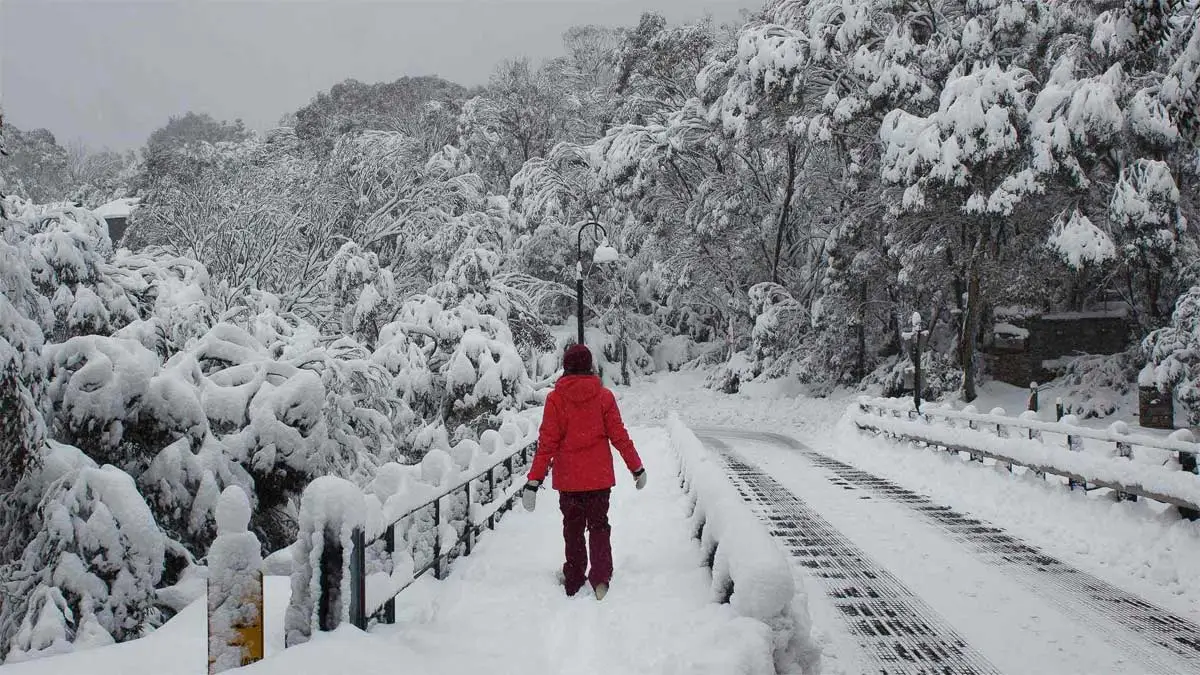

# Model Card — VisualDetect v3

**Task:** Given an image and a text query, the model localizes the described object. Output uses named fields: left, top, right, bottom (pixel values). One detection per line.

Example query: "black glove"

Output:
left=521, top=480, right=540, bottom=511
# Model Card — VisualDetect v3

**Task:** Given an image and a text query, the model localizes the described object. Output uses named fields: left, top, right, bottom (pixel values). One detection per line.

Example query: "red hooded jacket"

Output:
left=528, top=375, right=642, bottom=492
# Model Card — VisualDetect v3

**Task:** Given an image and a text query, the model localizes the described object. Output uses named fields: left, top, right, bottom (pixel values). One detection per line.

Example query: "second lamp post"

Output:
left=575, top=220, right=619, bottom=346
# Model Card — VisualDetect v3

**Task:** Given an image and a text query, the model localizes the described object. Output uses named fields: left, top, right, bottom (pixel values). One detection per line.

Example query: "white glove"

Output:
left=521, top=481, right=540, bottom=511
left=633, top=468, right=647, bottom=490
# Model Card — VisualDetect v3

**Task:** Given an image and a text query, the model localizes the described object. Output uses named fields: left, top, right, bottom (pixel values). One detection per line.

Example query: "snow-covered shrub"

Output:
left=377, top=291, right=535, bottom=446
left=111, top=251, right=215, bottom=359
left=708, top=351, right=756, bottom=394
left=42, top=336, right=163, bottom=468
left=1057, top=349, right=1139, bottom=419
left=863, top=351, right=963, bottom=401
left=1, top=443, right=166, bottom=663
left=324, top=241, right=397, bottom=348
left=206, top=486, right=262, bottom=674
left=18, top=205, right=148, bottom=343
left=652, top=335, right=695, bottom=372
left=303, top=337, right=403, bottom=476
left=0, top=218, right=50, bottom=563
left=1144, top=287, right=1200, bottom=424
left=747, top=283, right=807, bottom=373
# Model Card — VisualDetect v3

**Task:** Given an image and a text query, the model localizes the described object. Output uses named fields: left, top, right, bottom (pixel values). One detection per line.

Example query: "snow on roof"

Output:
left=93, top=197, right=140, bottom=219
left=1039, top=307, right=1130, bottom=321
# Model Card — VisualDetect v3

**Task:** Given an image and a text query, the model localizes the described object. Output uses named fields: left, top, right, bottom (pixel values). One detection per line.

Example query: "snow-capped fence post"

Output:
left=1060, top=414, right=1085, bottom=491
left=432, top=496, right=443, bottom=580
left=207, top=486, right=264, bottom=674
left=991, top=407, right=1012, bottom=472
left=1110, top=422, right=1136, bottom=503
left=1055, top=398, right=1064, bottom=421
left=1028, top=382, right=1039, bottom=412
left=1172, top=430, right=1199, bottom=520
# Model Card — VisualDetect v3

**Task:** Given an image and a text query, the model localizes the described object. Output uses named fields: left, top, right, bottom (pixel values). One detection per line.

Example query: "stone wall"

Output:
left=984, top=310, right=1132, bottom=387
left=1029, top=311, right=1132, bottom=368
left=1139, top=386, right=1174, bottom=430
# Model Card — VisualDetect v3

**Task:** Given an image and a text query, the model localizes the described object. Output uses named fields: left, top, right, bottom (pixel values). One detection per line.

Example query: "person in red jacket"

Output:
left=522, top=344, right=646, bottom=600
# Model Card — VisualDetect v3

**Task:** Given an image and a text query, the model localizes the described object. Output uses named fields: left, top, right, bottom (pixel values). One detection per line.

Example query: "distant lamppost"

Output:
left=576, top=220, right=619, bottom=346
left=902, top=311, right=930, bottom=411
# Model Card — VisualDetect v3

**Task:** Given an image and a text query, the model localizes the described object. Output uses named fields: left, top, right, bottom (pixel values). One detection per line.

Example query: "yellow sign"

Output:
left=208, top=572, right=265, bottom=674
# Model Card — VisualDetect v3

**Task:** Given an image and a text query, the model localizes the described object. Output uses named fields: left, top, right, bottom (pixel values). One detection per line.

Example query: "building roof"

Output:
left=93, top=197, right=141, bottom=219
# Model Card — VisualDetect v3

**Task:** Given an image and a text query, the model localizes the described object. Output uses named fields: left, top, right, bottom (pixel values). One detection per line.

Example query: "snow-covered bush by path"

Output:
left=206, top=486, right=262, bottom=673
left=666, top=414, right=813, bottom=672
left=1, top=443, right=166, bottom=663
left=43, top=336, right=162, bottom=464
left=1144, top=286, right=1200, bottom=424
left=1055, top=349, right=1139, bottom=419
left=376, top=291, right=536, bottom=445
left=0, top=217, right=50, bottom=563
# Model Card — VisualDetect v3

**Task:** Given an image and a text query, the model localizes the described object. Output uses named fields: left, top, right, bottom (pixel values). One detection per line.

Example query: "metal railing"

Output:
left=345, top=440, right=537, bottom=630
left=854, top=398, right=1200, bottom=520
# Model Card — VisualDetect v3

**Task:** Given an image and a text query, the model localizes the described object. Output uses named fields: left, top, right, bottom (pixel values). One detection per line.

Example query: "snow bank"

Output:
left=850, top=398, right=1200, bottom=511
left=666, top=414, right=810, bottom=670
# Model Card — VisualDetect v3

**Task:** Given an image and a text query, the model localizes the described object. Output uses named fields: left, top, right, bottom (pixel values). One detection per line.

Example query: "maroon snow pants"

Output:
left=559, top=488, right=612, bottom=594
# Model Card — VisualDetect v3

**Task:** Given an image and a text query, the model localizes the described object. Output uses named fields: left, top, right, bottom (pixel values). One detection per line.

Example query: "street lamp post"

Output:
left=575, top=220, right=618, bottom=346
left=902, top=311, right=930, bottom=412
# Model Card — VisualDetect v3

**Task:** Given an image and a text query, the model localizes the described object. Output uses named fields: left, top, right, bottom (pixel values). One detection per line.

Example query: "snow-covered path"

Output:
left=697, top=426, right=1200, bottom=675
left=1, top=427, right=781, bottom=675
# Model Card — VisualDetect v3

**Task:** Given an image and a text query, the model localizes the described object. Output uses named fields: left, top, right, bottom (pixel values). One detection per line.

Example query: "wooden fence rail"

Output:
left=852, top=397, right=1200, bottom=520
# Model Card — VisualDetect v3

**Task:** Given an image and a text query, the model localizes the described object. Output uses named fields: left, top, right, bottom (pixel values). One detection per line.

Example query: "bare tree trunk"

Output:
left=772, top=141, right=798, bottom=284
left=960, top=248, right=983, bottom=402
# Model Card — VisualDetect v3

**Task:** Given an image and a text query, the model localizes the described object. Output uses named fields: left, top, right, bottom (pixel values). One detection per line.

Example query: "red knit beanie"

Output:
left=563, top=344, right=593, bottom=374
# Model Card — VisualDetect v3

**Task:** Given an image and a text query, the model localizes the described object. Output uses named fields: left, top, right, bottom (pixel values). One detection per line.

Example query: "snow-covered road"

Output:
left=697, top=427, right=1200, bottom=675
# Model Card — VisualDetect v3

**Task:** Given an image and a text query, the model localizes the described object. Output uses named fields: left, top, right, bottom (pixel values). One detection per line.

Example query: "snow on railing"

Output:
left=284, top=418, right=538, bottom=646
left=851, top=397, right=1200, bottom=519
left=667, top=414, right=807, bottom=670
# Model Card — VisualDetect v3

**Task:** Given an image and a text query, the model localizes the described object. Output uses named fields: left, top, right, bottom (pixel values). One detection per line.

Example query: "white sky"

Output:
left=1, top=0, right=754, bottom=150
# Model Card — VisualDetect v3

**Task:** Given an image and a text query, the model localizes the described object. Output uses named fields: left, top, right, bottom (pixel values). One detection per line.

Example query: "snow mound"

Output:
left=667, top=414, right=812, bottom=670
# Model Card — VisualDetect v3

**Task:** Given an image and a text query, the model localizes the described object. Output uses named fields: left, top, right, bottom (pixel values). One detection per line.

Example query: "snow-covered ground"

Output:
left=709, top=430, right=1196, bottom=674
left=8, top=369, right=1199, bottom=674
left=614, top=372, right=1195, bottom=648
left=2, top=427, right=784, bottom=675
left=617, top=372, right=1200, bottom=622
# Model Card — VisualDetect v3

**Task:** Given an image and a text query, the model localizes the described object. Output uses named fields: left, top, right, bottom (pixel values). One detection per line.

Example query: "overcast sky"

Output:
left=2, top=0, right=754, bottom=150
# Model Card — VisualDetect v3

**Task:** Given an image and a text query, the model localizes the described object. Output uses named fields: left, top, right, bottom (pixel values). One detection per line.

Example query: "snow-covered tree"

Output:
left=1, top=444, right=166, bottom=662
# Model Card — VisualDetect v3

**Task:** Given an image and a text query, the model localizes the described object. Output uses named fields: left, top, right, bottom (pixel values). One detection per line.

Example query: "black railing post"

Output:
left=383, top=524, right=396, bottom=624
left=432, top=498, right=443, bottom=580
left=1181, top=452, right=1199, bottom=520
left=1056, top=397, right=1064, bottom=421
left=1029, top=382, right=1039, bottom=412
left=464, top=481, right=475, bottom=557
left=350, top=528, right=366, bottom=630
left=317, top=529, right=342, bottom=632
left=487, top=466, right=497, bottom=530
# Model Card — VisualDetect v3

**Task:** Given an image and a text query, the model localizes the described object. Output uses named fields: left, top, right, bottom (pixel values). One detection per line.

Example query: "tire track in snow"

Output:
left=700, top=434, right=1001, bottom=675
left=713, top=428, right=1200, bottom=674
